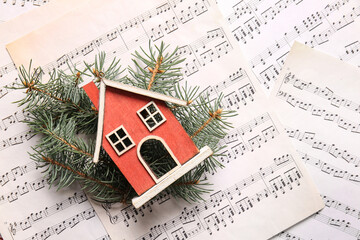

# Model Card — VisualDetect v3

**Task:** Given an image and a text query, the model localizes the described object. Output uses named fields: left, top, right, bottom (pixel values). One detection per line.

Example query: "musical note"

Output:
left=8, top=192, right=89, bottom=235
left=277, top=231, right=305, bottom=240
left=25, top=208, right=97, bottom=240
left=0, top=129, right=36, bottom=151
left=312, top=212, right=360, bottom=239
left=0, top=62, right=16, bottom=78
left=286, top=127, right=360, bottom=167
left=222, top=0, right=360, bottom=92
left=0, top=78, right=19, bottom=99
left=340, top=40, right=360, bottom=61
left=133, top=153, right=302, bottom=239
left=281, top=72, right=360, bottom=115
left=271, top=43, right=360, bottom=239
left=278, top=91, right=360, bottom=134
left=321, top=195, right=360, bottom=220
left=299, top=151, right=359, bottom=186
left=0, top=110, right=31, bottom=131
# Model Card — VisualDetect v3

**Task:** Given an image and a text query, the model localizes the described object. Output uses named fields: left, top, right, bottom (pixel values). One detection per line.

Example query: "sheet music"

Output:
left=0, top=0, right=49, bottom=22
left=0, top=1, right=110, bottom=239
left=217, top=0, right=360, bottom=94
left=270, top=42, right=360, bottom=240
left=6, top=1, right=324, bottom=239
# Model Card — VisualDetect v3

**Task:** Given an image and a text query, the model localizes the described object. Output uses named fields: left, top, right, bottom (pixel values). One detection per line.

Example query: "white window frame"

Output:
left=137, top=136, right=180, bottom=183
left=137, top=101, right=166, bottom=132
left=105, top=125, right=135, bottom=156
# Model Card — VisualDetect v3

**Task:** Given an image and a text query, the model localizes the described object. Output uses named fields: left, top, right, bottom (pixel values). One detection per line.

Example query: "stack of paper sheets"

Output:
left=0, top=0, right=359, bottom=239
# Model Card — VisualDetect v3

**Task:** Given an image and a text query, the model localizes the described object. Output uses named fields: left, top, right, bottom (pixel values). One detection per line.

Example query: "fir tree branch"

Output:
left=147, top=56, right=163, bottom=90
left=41, top=156, right=124, bottom=195
left=23, top=82, right=84, bottom=112
left=191, top=108, right=223, bottom=139
left=42, top=127, right=93, bottom=158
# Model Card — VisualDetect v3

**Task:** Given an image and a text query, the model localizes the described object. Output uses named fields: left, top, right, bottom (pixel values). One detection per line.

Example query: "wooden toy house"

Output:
left=81, top=79, right=212, bottom=208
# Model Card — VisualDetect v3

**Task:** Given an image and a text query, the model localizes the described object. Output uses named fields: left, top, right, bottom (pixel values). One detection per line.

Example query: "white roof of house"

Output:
left=102, top=79, right=187, bottom=106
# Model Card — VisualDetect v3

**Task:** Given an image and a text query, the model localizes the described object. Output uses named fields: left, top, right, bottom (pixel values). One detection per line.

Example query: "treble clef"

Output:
left=283, top=72, right=293, bottom=84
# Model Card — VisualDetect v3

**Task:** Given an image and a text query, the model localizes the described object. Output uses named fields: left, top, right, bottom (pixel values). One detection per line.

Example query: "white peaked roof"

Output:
left=102, top=79, right=187, bottom=106
left=92, top=78, right=188, bottom=163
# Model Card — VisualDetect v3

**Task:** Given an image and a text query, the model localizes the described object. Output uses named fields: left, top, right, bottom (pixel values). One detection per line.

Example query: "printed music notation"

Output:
left=174, top=28, right=234, bottom=78
left=220, top=0, right=360, bottom=92
left=250, top=2, right=359, bottom=64
left=286, top=128, right=360, bottom=167
left=96, top=235, right=111, bottom=240
left=0, top=78, right=19, bottom=99
left=253, top=1, right=359, bottom=90
left=0, top=109, right=31, bottom=131
left=0, top=129, right=35, bottom=152
left=105, top=153, right=301, bottom=238
left=321, top=195, right=360, bottom=220
left=278, top=195, right=360, bottom=240
left=200, top=67, right=256, bottom=106
left=43, top=26, right=233, bottom=82
left=220, top=113, right=272, bottom=144
left=102, top=112, right=282, bottom=227
left=227, top=0, right=304, bottom=42
left=5, top=1, right=325, bottom=239
left=102, top=193, right=170, bottom=226
left=277, top=231, right=304, bottom=240
left=277, top=91, right=360, bottom=134
left=220, top=82, right=255, bottom=110
left=0, top=161, right=38, bottom=187
left=312, top=212, right=360, bottom=239
left=267, top=43, right=360, bottom=240
left=299, top=151, right=360, bottom=185
left=135, top=154, right=302, bottom=240
left=282, top=72, right=360, bottom=114
left=0, top=62, right=16, bottom=79
left=0, top=177, right=47, bottom=206
left=229, top=0, right=353, bottom=46
left=40, top=0, right=215, bottom=75
left=207, top=67, right=249, bottom=95
left=340, top=40, right=360, bottom=61
left=1, top=0, right=48, bottom=7
left=8, top=191, right=88, bottom=236
left=217, top=113, right=280, bottom=166
left=199, top=67, right=256, bottom=110
left=25, top=208, right=97, bottom=240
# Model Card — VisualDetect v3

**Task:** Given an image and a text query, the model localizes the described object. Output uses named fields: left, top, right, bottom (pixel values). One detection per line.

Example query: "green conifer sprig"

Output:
left=13, top=42, right=235, bottom=204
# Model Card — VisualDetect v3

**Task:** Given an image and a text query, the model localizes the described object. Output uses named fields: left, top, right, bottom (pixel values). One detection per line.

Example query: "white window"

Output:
left=137, top=101, right=166, bottom=132
left=106, top=125, right=135, bottom=156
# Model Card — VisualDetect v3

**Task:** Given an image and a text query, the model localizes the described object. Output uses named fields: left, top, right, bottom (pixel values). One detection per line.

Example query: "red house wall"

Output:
left=83, top=81, right=199, bottom=195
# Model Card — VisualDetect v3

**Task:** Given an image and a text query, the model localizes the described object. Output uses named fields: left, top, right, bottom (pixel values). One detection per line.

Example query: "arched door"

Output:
left=137, top=136, right=180, bottom=183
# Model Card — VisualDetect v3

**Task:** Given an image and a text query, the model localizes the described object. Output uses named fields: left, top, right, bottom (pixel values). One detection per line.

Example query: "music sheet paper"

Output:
left=217, top=0, right=360, bottom=94
left=6, top=0, right=324, bottom=239
left=270, top=42, right=360, bottom=240
left=0, top=0, right=49, bottom=23
left=0, top=1, right=110, bottom=240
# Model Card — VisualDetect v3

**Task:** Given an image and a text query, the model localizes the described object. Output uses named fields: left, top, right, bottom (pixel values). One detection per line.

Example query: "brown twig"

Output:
left=147, top=56, right=164, bottom=90
left=170, top=100, right=193, bottom=110
left=191, top=108, right=223, bottom=139
left=22, top=80, right=91, bottom=113
left=43, top=128, right=94, bottom=158
left=176, top=180, right=200, bottom=186
left=75, top=72, right=81, bottom=85
left=42, top=156, right=124, bottom=194
left=23, top=79, right=65, bottom=102
left=93, top=68, right=105, bottom=82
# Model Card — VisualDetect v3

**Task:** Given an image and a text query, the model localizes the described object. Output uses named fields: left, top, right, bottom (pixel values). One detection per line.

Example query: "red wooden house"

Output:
left=81, top=78, right=212, bottom=208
